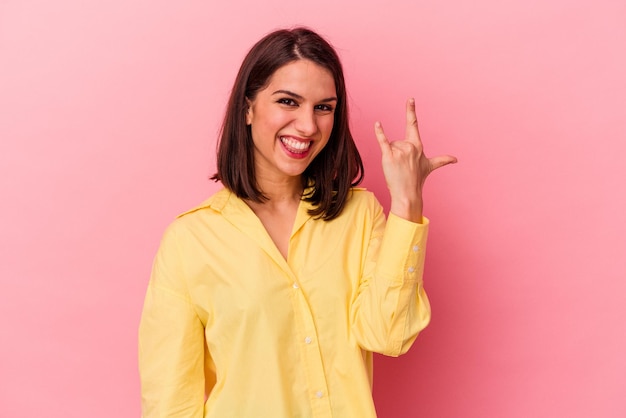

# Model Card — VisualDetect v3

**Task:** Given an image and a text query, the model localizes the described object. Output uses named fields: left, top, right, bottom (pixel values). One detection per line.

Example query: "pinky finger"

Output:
left=374, top=121, right=392, bottom=155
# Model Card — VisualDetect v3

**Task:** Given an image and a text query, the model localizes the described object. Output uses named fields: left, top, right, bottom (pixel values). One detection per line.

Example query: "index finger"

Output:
left=405, top=98, right=422, bottom=146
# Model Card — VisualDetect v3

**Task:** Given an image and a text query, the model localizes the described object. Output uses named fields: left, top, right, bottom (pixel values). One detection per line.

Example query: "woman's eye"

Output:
left=277, top=98, right=298, bottom=106
left=315, top=104, right=334, bottom=112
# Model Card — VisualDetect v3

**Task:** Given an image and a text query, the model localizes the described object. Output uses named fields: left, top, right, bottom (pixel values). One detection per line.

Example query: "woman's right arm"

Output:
left=138, top=225, right=205, bottom=417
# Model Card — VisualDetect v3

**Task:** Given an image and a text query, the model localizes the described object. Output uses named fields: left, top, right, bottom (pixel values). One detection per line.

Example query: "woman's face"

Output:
left=246, top=59, right=337, bottom=183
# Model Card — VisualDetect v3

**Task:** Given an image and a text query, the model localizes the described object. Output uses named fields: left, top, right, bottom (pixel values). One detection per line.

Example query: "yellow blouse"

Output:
left=139, top=187, right=431, bottom=417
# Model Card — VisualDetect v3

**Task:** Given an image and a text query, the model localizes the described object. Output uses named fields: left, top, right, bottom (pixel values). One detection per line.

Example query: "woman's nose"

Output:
left=294, top=108, right=318, bottom=137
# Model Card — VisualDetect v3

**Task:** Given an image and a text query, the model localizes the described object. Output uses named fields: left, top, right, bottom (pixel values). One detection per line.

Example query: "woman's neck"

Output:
left=255, top=173, right=304, bottom=204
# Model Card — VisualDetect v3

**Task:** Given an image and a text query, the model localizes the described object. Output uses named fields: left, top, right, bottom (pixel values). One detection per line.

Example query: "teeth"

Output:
left=280, top=137, right=311, bottom=153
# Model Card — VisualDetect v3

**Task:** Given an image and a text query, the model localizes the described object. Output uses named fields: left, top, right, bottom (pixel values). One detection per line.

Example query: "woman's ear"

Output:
left=245, top=98, right=252, bottom=126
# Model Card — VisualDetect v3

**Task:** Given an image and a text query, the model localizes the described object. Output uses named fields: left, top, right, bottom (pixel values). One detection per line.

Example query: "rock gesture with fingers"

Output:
left=374, top=98, right=457, bottom=223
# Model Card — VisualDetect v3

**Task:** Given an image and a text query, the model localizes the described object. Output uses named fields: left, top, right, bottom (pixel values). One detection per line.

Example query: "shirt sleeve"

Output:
left=138, top=224, right=206, bottom=417
left=350, top=204, right=431, bottom=357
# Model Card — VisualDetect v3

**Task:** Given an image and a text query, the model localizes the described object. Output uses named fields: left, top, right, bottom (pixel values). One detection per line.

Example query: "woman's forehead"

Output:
left=262, top=60, right=336, bottom=98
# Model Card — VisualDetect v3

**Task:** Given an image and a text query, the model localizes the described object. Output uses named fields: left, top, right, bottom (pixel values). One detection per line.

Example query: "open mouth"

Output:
left=280, top=136, right=311, bottom=154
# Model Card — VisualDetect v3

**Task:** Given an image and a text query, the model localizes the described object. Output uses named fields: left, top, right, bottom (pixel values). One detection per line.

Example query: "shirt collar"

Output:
left=176, top=187, right=317, bottom=219
left=176, top=187, right=231, bottom=218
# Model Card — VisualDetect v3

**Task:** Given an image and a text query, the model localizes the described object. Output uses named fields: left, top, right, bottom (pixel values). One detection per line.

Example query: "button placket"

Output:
left=289, top=275, right=332, bottom=415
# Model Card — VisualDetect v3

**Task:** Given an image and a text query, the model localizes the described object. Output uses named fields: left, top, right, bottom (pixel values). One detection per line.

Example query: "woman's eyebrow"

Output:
left=272, top=89, right=337, bottom=103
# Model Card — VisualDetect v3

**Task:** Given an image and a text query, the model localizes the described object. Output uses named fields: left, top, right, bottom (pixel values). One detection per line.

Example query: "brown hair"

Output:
left=211, top=27, right=363, bottom=220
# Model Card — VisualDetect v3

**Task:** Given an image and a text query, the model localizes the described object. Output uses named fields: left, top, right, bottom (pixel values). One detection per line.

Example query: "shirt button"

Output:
left=315, top=390, right=323, bottom=398
left=292, top=283, right=299, bottom=289
left=408, top=266, right=415, bottom=273
left=304, top=337, right=312, bottom=344
left=412, top=245, right=420, bottom=252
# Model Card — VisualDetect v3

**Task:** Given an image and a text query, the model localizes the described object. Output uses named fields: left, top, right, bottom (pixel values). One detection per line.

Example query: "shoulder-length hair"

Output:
left=211, top=27, right=364, bottom=221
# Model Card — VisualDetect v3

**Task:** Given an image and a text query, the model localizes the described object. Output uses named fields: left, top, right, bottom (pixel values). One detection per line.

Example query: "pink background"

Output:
left=1, top=0, right=625, bottom=417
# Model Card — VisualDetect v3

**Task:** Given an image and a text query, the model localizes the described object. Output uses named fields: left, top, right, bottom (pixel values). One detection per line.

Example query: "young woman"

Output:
left=139, top=27, right=456, bottom=417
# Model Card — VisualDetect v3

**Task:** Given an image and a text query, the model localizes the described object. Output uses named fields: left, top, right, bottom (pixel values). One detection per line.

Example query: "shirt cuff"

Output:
left=375, top=214, right=429, bottom=283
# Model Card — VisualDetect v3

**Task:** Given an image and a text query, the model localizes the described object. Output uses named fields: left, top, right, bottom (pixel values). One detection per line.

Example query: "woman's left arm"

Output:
left=350, top=201, right=432, bottom=357
left=349, top=100, right=456, bottom=356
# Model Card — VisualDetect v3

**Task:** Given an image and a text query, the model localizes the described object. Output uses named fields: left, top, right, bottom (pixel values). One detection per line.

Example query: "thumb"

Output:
left=429, top=155, right=458, bottom=171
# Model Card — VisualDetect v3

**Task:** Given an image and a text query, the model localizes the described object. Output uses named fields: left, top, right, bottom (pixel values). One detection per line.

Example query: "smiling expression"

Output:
left=245, top=59, right=337, bottom=183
